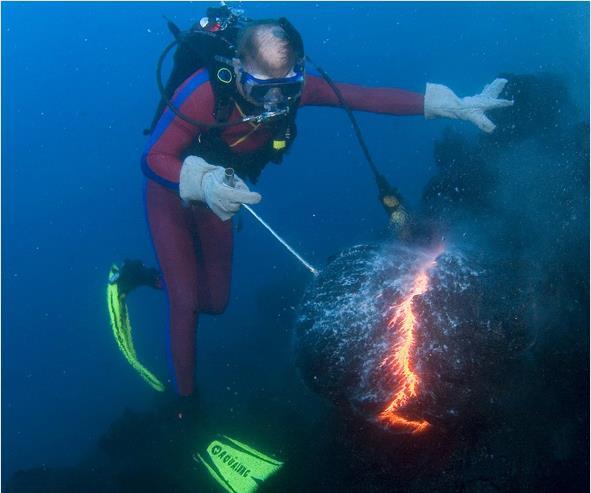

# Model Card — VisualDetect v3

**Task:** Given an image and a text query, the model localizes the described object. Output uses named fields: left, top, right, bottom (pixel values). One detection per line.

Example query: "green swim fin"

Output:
left=194, top=435, right=283, bottom=493
left=107, top=264, right=165, bottom=392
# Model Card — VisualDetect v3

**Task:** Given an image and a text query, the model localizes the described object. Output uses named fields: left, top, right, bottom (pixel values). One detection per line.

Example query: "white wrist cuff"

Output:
left=179, top=156, right=210, bottom=203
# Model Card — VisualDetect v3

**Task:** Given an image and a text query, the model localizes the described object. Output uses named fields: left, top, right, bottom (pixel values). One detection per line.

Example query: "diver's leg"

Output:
left=145, top=179, right=199, bottom=396
left=192, top=203, right=233, bottom=314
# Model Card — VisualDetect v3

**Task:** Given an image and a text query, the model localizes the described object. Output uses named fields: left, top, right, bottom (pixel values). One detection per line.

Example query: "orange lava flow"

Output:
left=378, top=254, right=439, bottom=433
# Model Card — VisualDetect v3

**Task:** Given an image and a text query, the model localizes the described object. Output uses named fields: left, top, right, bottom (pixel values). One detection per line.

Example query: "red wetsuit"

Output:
left=142, top=69, right=424, bottom=395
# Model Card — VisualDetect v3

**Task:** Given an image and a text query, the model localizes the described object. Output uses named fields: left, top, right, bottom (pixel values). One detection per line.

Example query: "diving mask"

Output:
left=239, top=64, right=304, bottom=106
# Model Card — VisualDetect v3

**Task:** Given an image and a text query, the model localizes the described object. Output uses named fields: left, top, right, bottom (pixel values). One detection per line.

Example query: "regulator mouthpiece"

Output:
left=241, top=106, right=290, bottom=125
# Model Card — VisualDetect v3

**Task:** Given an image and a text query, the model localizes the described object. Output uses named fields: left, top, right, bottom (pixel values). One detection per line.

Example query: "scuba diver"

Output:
left=118, top=6, right=513, bottom=397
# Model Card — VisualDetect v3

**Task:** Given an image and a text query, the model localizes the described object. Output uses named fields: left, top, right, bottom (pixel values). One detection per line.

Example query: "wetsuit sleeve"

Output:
left=141, top=70, right=216, bottom=190
left=300, top=73, right=424, bottom=116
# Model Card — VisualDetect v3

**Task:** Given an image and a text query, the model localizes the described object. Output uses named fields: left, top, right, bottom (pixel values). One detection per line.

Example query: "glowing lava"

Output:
left=378, top=251, right=441, bottom=433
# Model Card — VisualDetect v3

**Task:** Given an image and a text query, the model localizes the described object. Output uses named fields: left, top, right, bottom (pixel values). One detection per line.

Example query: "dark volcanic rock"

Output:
left=295, top=243, right=521, bottom=431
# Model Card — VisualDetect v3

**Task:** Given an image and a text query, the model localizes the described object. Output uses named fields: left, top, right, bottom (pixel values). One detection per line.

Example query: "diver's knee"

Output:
left=202, top=293, right=229, bottom=315
left=204, top=302, right=228, bottom=315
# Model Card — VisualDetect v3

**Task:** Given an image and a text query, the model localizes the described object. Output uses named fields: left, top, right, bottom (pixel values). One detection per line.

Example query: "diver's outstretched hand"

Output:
left=424, top=78, right=514, bottom=133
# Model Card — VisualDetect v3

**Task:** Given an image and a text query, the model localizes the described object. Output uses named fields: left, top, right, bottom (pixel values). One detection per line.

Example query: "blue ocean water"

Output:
left=2, top=1, right=589, bottom=490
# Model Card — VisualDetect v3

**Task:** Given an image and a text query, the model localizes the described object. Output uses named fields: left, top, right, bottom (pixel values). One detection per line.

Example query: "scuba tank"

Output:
left=144, top=5, right=248, bottom=135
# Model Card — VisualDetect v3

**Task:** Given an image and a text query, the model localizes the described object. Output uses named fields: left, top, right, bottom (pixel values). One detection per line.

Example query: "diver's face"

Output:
left=233, top=58, right=297, bottom=108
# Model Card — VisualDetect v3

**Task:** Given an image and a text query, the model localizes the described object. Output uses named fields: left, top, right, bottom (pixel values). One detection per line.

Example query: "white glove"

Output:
left=424, top=78, right=514, bottom=133
left=179, top=156, right=215, bottom=203
left=179, top=156, right=261, bottom=221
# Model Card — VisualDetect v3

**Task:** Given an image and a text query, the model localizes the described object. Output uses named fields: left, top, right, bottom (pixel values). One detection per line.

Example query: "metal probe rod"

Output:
left=242, top=204, right=319, bottom=277
left=223, top=168, right=319, bottom=277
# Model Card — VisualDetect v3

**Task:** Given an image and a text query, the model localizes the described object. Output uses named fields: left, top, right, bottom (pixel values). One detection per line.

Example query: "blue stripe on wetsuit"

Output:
left=141, top=69, right=210, bottom=190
